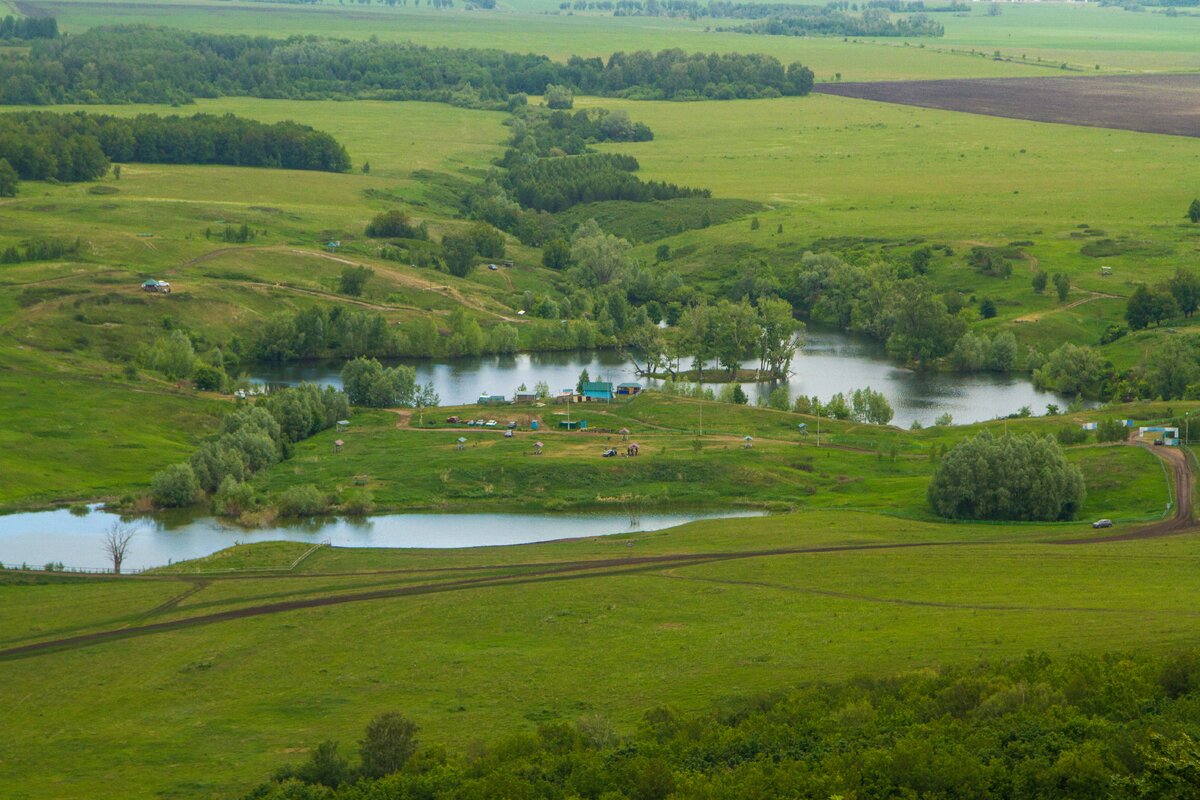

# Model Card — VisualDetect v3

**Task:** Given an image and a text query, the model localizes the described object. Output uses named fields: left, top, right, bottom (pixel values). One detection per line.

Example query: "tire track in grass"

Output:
left=0, top=542, right=963, bottom=661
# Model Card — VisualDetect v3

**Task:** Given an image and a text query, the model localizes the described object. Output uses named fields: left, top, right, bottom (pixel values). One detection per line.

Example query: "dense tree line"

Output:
left=250, top=307, right=400, bottom=363
left=0, top=15, right=57, bottom=40
left=150, top=384, right=348, bottom=508
left=241, top=648, right=1200, bottom=800
left=0, top=26, right=813, bottom=107
left=928, top=430, right=1085, bottom=521
left=0, top=112, right=349, bottom=183
left=725, top=9, right=945, bottom=37
left=506, top=153, right=708, bottom=213
left=576, top=0, right=960, bottom=18
left=572, top=0, right=946, bottom=36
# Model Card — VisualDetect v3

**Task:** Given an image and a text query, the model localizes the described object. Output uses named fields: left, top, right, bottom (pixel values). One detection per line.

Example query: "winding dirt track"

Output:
left=3, top=441, right=1194, bottom=661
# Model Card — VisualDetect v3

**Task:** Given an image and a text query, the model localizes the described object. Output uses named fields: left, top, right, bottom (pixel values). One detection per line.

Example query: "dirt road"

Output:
left=1060, top=441, right=1194, bottom=544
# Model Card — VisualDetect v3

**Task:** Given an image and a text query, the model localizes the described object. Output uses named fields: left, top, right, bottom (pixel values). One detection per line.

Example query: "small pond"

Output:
left=248, top=328, right=1076, bottom=428
left=0, top=506, right=764, bottom=572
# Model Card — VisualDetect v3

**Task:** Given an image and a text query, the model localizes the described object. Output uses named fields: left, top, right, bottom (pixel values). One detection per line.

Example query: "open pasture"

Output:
left=816, top=73, right=1200, bottom=138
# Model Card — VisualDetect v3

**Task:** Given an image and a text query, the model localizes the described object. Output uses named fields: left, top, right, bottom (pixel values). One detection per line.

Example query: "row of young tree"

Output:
left=0, top=26, right=813, bottom=107
left=624, top=295, right=802, bottom=382
left=0, top=111, right=349, bottom=185
left=241, top=648, right=1200, bottom=800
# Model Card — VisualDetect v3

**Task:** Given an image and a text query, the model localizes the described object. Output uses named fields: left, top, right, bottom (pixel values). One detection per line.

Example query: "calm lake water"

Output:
left=0, top=507, right=763, bottom=572
left=249, top=328, right=1074, bottom=428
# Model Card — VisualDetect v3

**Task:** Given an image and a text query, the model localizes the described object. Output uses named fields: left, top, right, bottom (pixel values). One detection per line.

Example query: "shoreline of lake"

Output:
left=0, top=505, right=768, bottom=572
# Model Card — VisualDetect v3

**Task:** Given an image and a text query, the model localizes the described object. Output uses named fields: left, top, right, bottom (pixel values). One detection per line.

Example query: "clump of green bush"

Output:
left=927, top=431, right=1085, bottom=521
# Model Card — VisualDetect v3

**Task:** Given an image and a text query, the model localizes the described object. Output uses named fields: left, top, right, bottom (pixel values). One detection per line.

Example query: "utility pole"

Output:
left=816, top=409, right=821, bottom=448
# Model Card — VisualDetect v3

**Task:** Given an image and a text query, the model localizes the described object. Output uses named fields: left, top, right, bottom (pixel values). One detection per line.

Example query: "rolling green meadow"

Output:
left=4, top=1, right=1200, bottom=797
left=3, top=509, right=1200, bottom=799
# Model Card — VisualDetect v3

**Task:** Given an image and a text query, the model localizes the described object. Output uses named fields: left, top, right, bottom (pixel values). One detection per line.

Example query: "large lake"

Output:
left=0, top=507, right=763, bottom=572
left=249, top=328, right=1074, bottom=428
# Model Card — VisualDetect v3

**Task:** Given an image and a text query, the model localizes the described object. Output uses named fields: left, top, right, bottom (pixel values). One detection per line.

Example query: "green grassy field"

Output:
left=33, top=0, right=1200, bottom=76
left=582, top=93, right=1200, bottom=358
left=3, top=507, right=1199, bottom=799
left=251, top=393, right=1177, bottom=526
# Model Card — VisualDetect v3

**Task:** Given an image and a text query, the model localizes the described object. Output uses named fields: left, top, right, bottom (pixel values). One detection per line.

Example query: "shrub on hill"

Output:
left=927, top=430, right=1085, bottom=521
left=365, top=210, right=427, bottom=240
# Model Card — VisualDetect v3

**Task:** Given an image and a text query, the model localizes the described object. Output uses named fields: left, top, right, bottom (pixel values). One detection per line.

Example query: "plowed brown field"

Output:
left=815, top=74, right=1200, bottom=137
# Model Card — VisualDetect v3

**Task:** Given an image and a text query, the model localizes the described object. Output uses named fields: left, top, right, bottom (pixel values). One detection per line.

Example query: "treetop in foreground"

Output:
left=927, top=430, right=1085, bottom=521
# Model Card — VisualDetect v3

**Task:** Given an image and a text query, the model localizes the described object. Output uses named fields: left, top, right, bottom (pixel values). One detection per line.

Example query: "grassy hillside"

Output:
left=3, top=508, right=1200, bottom=799
left=585, top=93, right=1200, bottom=362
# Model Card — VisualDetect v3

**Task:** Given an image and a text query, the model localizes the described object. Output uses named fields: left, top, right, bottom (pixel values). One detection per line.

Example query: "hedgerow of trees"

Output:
left=725, top=8, right=945, bottom=37
left=0, top=26, right=814, bottom=107
left=241, top=648, right=1200, bottom=800
left=0, top=111, right=349, bottom=185
left=927, top=431, right=1085, bottom=521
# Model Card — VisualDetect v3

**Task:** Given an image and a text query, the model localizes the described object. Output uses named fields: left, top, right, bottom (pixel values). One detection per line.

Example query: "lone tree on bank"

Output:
left=927, top=431, right=1085, bottom=521
left=1189, top=198, right=1200, bottom=223
left=102, top=522, right=135, bottom=574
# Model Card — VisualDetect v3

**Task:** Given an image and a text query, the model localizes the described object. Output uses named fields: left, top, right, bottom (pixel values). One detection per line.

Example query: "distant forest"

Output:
left=0, top=112, right=350, bottom=183
left=559, top=0, right=949, bottom=36
left=724, top=10, right=945, bottom=37
left=0, top=26, right=815, bottom=107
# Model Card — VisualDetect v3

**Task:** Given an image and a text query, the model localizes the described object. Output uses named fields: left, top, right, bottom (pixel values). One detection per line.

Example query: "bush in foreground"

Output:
left=927, top=430, right=1085, bottom=521
left=241, top=650, right=1200, bottom=800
